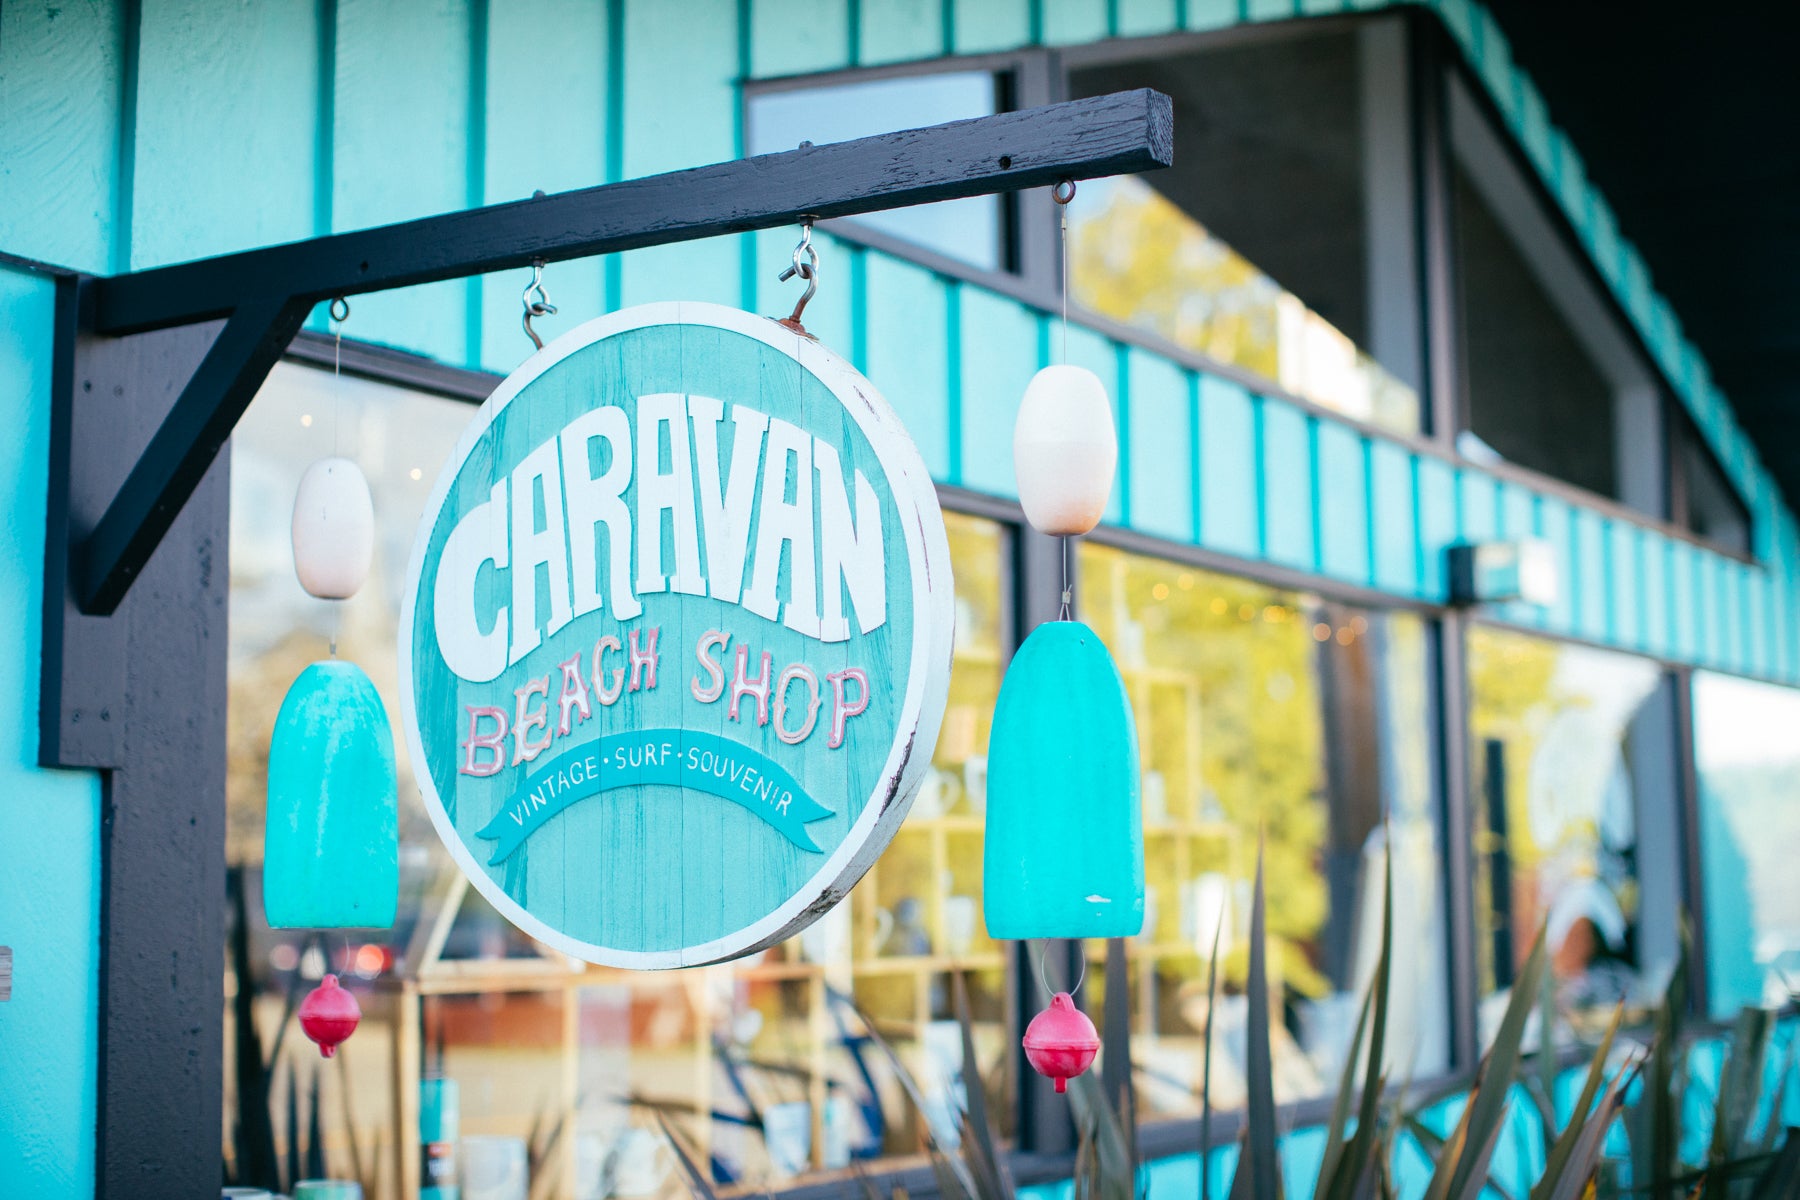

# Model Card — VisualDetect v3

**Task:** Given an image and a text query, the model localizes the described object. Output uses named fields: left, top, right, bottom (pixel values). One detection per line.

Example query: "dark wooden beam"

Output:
left=95, top=89, right=1173, bottom=336
left=80, top=295, right=312, bottom=614
left=66, top=89, right=1171, bottom=617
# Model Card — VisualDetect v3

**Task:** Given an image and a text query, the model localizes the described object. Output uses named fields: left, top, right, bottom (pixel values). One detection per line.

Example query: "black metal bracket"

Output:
left=40, top=88, right=1170, bottom=768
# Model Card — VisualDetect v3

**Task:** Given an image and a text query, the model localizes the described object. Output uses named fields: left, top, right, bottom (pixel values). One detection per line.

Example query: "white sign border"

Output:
left=398, top=302, right=955, bottom=969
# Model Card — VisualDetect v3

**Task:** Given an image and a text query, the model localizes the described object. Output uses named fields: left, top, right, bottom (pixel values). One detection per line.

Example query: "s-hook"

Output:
left=777, top=217, right=820, bottom=334
left=522, top=259, right=557, bottom=350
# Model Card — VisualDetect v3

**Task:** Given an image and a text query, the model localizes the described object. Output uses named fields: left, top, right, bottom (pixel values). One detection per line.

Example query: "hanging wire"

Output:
left=777, top=217, right=820, bottom=331
left=327, top=296, right=352, bottom=659
left=1059, top=535, right=1073, bottom=621
left=1036, top=938, right=1086, bottom=999
left=1052, top=181, right=1079, bottom=625
left=522, top=260, right=557, bottom=350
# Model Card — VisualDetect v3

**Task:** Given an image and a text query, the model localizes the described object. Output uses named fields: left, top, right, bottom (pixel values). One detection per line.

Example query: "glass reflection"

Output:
left=1693, top=672, right=1800, bottom=1016
left=1466, top=626, right=1664, bottom=1040
left=1077, top=544, right=1449, bottom=1115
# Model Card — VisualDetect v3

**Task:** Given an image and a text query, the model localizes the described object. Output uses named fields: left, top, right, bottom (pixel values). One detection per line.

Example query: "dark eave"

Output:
left=1483, top=1, right=1800, bottom=510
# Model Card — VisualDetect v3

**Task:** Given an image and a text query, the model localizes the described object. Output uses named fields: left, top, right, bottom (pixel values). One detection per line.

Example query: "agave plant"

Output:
left=657, top=842, right=1798, bottom=1200
left=1607, top=946, right=1798, bottom=1200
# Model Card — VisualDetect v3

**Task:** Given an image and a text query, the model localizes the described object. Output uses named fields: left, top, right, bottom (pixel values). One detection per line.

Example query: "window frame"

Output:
left=1426, top=18, right=1757, bottom=562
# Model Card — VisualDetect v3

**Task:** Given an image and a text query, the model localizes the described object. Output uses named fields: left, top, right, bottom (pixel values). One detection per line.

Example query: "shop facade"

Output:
left=2, top=2, right=1797, bottom=1198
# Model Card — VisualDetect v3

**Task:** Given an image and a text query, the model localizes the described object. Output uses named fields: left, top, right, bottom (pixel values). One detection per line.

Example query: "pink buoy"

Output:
left=298, top=974, right=361, bottom=1058
left=1022, top=991, right=1099, bottom=1093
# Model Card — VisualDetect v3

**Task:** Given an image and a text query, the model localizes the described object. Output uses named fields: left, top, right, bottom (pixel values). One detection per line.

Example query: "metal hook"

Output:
left=522, top=260, right=557, bottom=351
left=328, top=296, right=351, bottom=324
left=1052, top=179, right=1077, bottom=206
left=777, top=218, right=819, bottom=331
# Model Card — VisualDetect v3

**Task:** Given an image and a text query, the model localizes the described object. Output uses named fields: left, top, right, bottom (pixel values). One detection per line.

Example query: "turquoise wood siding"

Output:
left=0, top=266, right=104, bottom=1200
left=6, top=0, right=1798, bottom=692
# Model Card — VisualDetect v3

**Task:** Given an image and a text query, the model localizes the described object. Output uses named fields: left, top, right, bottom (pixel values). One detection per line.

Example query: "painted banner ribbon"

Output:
left=475, top=730, right=835, bottom=865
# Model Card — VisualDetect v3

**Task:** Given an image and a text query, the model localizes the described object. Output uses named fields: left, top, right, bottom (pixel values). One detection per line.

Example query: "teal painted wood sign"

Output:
left=400, top=303, right=953, bottom=967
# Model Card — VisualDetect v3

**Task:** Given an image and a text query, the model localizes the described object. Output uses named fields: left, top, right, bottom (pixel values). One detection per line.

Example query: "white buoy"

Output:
left=1013, top=364, right=1118, bottom=537
left=292, top=457, right=375, bottom=600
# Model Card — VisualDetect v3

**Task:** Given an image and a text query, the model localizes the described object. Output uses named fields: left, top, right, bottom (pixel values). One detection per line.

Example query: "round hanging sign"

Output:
left=400, top=302, right=952, bottom=968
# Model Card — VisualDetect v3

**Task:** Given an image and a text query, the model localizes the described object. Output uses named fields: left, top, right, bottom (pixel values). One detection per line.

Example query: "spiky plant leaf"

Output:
left=1630, top=942, right=1690, bottom=1200
left=1069, top=1065, right=1138, bottom=1200
left=1229, top=837, right=1283, bottom=1200
left=1748, top=1130, right=1800, bottom=1200
left=1755, top=1033, right=1797, bottom=1156
left=1316, top=969, right=1374, bottom=1195
left=1445, top=929, right=1548, bottom=1200
left=657, top=1111, right=719, bottom=1200
left=853, top=999, right=981, bottom=1200
left=1323, top=846, right=1393, bottom=1200
left=1708, top=1007, right=1773, bottom=1170
left=1532, top=1003, right=1625, bottom=1200
left=952, top=971, right=1014, bottom=1200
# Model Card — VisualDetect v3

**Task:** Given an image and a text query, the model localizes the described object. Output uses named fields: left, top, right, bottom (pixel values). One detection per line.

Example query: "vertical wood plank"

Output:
left=619, top=0, right=741, bottom=309
left=1125, top=350, right=1193, bottom=542
left=130, top=1, right=318, bottom=266
left=1314, top=420, right=1370, bottom=586
left=1694, top=551, right=1723, bottom=669
left=857, top=0, right=945, bottom=65
left=1185, top=0, right=1240, bottom=30
left=1247, top=0, right=1301, bottom=22
left=1417, top=457, right=1459, bottom=601
left=1586, top=196, right=1624, bottom=292
left=1535, top=496, right=1576, bottom=636
left=479, top=0, right=608, bottom=372
left=1117, top=0, right=1180, bottom=37
left=1493, top=481, right=1541, bottom=628
left=1369, top=439, right=1418, bottom=596
left=1474, top=10, right=1515, bottom=124
left=333, top=0, right=473, bottom=363
left=1669, top=540, right=1699, bottom=663
left=751, top=0, right=852, bottom=76
left=953, top=0, right=1031, bottom=54
left=1608, top=520, right=1640, bottom=653
left=1514, top=78, right=1554, bottom=182
left=1043, top=0, right=1109, bottom=45
left=1640, top=529, right=1670, bottom=659
left=1744, top=565, right=1770, bottom=679
left=1459, top=470, right=1499, bottom=544
left=0, top=0, right=128, bottom=272
left=863, top=253, right=952, bottom=480
left=1571, top=508, right=1608, bottom=643
left=1771, top=518, right=1798, bottom=682
left=1197, top=375, right=1258, bottom=558
left=957, top=288, right=1040, bottom=498
left=1260, top=401, right=1317, bottom=572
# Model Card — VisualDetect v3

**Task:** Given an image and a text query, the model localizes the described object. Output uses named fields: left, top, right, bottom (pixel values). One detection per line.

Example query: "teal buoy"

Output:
left=983, top=620, right=1144, bottom=939
left=264, top=660, right=399, bottom=929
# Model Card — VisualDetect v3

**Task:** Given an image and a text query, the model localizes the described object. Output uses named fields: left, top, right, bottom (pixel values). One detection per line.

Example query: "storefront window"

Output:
left=1066, top=20, right=1424, bottom=434
left=1077, top=544, right=1450, bottom=1115
left=1466, top=627, right=1672, bottom=1041
left=225, top=362, right=1012, bottom=1195
left=1447, top=76, right=1672, bottom=523
left=1692, top=672, right=1800, bottom=1017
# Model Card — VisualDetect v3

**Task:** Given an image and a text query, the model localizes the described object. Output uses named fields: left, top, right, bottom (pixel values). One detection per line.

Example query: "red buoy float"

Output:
left=1022, top=991, right=1099, bottom=1093
left=298, top=974, right=361, bottom=1058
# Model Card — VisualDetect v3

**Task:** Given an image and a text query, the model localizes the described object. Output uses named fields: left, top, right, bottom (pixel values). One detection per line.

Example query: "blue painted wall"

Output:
left=2, top=1, right=1798, bottom=1195
left=0, top=267, right=102, bottom=1200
